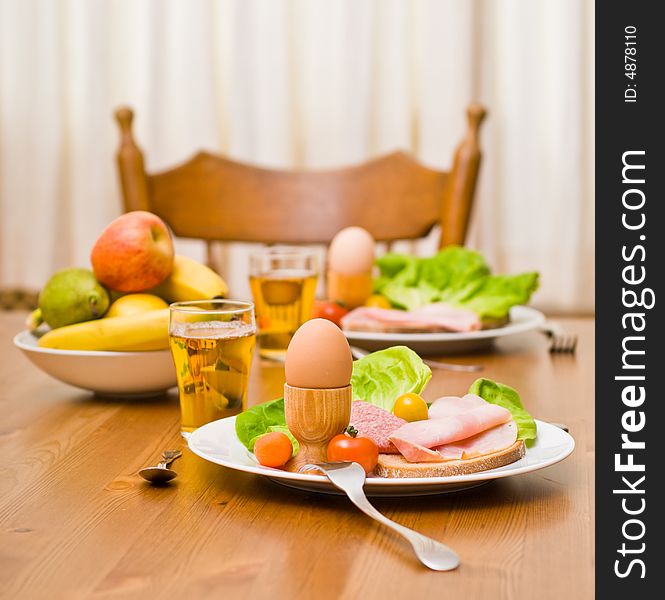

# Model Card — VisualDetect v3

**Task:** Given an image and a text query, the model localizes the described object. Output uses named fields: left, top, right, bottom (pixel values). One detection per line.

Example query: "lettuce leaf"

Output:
left=468, top=378, right=537, bottom=443
left=248, top=426, right=299, bottom=457
left=460, top=273, right=539, bottom=320
left=375, top=253, right=415, bottom=280
left=421, top=246, right=490, bottom=297
left=375, top=246, right=539, bottom=319
left=235, top=397, right=299, bottom=455
left=381, top=281, right=438, bottom=310
left=350, top=346, right=432, bottom=411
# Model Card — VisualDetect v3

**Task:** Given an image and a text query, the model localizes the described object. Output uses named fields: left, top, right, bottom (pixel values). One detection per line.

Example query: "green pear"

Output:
left=38, top=268, right=110, bottom=329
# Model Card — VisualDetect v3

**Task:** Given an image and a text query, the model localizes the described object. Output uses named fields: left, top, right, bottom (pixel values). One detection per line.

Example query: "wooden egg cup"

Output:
left=284, top=383, right=352, bottom=472
left=327, top=270, right=373, bottom=309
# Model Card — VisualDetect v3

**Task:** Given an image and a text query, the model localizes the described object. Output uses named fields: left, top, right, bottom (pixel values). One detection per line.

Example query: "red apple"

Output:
left=91, top=211, right=174, bottom=292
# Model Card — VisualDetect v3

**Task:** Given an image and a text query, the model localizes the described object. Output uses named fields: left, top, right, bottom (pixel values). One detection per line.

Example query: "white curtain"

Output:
left=0, top=0, right=594, bottom=314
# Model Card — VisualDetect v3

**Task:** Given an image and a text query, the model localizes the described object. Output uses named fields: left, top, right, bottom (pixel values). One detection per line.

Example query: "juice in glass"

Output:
left=249, top=249, right=318, bottom=359
left=169, top=300, right=255, bottom=437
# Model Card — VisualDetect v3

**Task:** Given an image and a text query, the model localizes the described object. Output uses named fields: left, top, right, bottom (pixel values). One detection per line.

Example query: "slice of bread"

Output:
left=374, top=440, right=525, bottom=478
left=481, top=315, right=510, bottom=330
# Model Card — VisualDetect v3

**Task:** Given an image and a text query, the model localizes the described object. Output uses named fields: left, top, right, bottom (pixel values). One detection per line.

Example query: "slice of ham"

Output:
left=389, top=437, right=447, bottom=462
left=435, top=421, right=518, bottom=460
left=341, top=303, right=481, bottom=333
left=428, top=394, right=486, bottom=419
left=389, top=403, right=512, bottom=451
left=391, top=421, right=519, bottom=462
left=391, top=395, right=483, bottom=462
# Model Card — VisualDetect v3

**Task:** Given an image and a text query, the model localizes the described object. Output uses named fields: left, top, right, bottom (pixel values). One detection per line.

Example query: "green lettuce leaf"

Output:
left=235, top=397, right=298, bottom=455
left=248, top=425, right=299, bottom=457
left=459, top=273, right=539, bottom=320
left=350, top=346, right=432, bottom=411
left=468, top=378, right=537, bottom=443
left=375, top=253, right=415, bottom=279
left=376, top=246, right=539, bottom=319
left=421, top=246, right=490, bottom=297
left=381, top=281, right=439, bottom=310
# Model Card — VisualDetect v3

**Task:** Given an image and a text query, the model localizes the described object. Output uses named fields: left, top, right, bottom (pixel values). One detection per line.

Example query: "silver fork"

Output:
left=301, top=461, right=460, bottom=571
left=541, top=322, right=578, bottom=354
left=349, top=345, right=482, bottom=373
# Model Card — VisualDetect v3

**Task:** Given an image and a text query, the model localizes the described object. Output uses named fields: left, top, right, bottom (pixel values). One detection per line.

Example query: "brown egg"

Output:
left=285, top=318, right=353, bottom=389
left=328, top=227, right=375, bottom=275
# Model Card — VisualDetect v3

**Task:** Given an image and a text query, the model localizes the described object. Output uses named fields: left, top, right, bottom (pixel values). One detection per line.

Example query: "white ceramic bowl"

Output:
left=14, top=330, right=177, bottom=397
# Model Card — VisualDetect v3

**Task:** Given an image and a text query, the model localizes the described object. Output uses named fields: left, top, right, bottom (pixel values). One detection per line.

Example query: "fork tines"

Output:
left=549, top=334, right=578, bottom=354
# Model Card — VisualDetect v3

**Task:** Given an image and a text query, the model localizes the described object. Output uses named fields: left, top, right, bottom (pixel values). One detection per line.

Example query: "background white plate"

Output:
left=14, top=330, right=177, bottom=397
left=343, top=305, right=545, bottom=355
left=188, top=415, right=574, bottom=497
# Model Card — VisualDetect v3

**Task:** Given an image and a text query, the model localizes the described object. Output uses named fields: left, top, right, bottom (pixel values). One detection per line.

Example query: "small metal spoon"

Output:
left=139, top=450, right=182, bottom=483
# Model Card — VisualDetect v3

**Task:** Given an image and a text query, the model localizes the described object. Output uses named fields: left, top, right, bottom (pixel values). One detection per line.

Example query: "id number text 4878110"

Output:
left=624, top=25, right=637, bottom=103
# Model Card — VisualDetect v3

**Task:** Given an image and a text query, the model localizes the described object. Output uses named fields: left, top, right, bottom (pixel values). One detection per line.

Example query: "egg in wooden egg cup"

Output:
left=327, top=227, right=375, bottom=309
left=283, top=318, right=353, bottom=472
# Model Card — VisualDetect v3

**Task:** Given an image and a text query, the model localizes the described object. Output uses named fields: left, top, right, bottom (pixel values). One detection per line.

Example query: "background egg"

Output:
left=328, top=226, right=375, bottom=275
left=285, top=318, right=353, bottom=389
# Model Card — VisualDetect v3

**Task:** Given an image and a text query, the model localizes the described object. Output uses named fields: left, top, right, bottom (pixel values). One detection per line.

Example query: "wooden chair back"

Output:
left=114, top=105, right=486, bottom=249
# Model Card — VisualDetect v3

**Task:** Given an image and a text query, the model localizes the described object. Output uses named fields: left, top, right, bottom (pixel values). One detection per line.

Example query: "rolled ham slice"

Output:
left=389, top=403, right=512, bottom=451
left=389, top=438, right=447, bottom=462
left=428, top=394, right=486, bottom=419
left=390, top=413, right=518, bottom=463
left=341, top=303, right=481, bottom=333
left=435, top=421, right=518, bottom=460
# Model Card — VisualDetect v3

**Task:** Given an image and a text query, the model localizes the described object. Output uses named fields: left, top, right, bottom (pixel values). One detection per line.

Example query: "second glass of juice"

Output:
left=249, top=248, right=318, bottom=359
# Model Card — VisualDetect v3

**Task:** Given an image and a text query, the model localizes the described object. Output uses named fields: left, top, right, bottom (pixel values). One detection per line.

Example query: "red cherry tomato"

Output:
left=311, top=300, right=349, bottom=327
left=254, top=432, right=293, bottom=468
left=327, top=427, right=379, bottom=474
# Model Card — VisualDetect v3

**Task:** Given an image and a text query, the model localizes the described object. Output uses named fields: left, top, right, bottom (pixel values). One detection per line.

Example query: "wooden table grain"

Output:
left=0, top=312, right=594, bottom=599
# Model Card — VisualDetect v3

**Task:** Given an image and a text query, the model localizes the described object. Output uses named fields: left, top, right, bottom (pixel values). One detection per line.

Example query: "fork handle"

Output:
left=423, top=359, right=482, bottom=372
left=540, top=322, right=564, bottom=338
left=343, top=483, right=459, bottom=569
left=347, top=490, right=422, bottom=538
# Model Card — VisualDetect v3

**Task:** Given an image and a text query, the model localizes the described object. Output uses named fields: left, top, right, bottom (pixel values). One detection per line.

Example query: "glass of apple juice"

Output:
left=169, top=300, right=256, bottom=438
left=249, top=248, right=318, bottom=360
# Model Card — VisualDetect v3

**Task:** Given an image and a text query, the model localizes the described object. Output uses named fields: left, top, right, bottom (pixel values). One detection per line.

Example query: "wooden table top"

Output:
left=0, top=312, right=594, bottom=599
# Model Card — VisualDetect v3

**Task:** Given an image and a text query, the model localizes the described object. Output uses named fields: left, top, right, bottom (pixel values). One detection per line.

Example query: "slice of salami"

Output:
left=349, top=401, right=407, bottom=453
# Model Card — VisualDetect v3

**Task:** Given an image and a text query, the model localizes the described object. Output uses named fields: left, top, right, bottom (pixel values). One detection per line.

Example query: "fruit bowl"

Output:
left=13, top=330, right=177, bottom=397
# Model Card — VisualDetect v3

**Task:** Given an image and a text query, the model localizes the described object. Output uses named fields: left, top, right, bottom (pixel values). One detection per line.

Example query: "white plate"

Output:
left=343, top=306, right=546, bottom=355
left=14, top=330, right=177, bottom=397
left=188, top=416, right=574, bottom=497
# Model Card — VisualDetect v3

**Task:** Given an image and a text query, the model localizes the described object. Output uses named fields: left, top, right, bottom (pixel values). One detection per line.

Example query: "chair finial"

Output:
left=466, top=104, right=487, bottom=137
left=114, top=106, right=149, bottom=212
left=115, top=107, right=135, bottom=137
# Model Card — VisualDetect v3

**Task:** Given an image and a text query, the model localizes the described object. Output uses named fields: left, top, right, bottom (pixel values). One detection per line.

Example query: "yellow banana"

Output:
left=149, top=255, right=229, bottom=302
left=26, top=308, right=44, bottom=331
left=38, top=309, right=170, bottom=351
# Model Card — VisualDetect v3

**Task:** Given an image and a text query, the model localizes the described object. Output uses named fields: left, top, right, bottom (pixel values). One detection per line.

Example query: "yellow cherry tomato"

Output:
left=364, top=294, right=391, bottom=309
left=392, top=393, right=429, bottom=422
